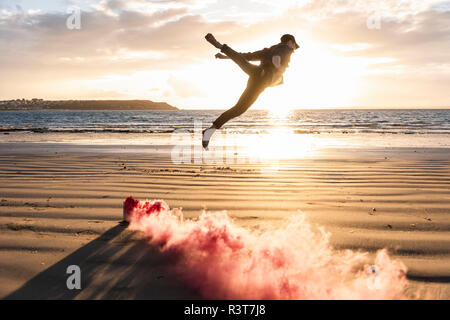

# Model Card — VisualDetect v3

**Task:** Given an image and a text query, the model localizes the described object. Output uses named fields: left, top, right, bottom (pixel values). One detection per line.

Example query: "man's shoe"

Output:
left=202, top=127, right=216, bottom=149
left=205, top=33, right=222, bottom=49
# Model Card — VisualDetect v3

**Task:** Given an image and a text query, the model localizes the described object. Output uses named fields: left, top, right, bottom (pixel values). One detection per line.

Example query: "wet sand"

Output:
left=0, top=143, right=449, bottom=299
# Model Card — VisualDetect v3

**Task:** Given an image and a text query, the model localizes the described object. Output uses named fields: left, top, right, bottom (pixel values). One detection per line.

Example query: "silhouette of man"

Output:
left=202, top=33, right=300, bottom=148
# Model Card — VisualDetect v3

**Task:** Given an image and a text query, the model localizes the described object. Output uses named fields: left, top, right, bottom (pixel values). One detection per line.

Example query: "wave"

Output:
left=0, top=127, right=178, bottom=134
left=124, top=197, right=410, bottom=300
left=1, top=127, right=448, bottom=135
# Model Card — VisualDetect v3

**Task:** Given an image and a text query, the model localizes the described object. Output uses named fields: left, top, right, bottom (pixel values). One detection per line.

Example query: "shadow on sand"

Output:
left=5, top=223, right=199, bottom=299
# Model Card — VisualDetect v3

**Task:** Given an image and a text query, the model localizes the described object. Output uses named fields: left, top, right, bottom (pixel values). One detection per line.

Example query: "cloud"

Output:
left=0, top=0, right=449, bottom=107
left=167, top=74, right=203, bottom=98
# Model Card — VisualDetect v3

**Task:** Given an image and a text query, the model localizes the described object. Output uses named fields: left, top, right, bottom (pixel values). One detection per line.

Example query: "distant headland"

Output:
left=0, top=99, right=178, bottom=111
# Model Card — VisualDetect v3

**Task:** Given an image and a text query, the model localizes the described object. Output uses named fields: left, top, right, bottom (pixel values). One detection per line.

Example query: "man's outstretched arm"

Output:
left=215, top=53, right=229, bottom=59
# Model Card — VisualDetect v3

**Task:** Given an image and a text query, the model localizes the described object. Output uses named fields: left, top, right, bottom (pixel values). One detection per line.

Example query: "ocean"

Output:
left=0, top=109, right=449, bottom=135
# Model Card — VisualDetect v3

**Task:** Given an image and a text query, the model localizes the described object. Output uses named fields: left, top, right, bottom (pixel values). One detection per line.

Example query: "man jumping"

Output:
left=202, top=33, right=300, bottom=149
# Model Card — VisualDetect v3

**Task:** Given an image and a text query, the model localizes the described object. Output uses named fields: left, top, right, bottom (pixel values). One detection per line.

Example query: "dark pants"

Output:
left=212, top=44, right=270, bottom=129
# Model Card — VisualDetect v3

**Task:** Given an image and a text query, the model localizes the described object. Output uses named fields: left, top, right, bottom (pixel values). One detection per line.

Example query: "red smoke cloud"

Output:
left=125, top=196, right=409, bottom=299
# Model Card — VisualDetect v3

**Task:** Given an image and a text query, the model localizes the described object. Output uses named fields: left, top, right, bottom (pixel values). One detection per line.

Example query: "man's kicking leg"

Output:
left=205, top=33, right=259, bottom=77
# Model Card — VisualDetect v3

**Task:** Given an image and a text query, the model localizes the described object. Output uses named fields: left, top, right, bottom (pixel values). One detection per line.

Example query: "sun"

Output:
left=254, top=39, right=364, bottom=111
left=152, top=38, right=366, bottom=110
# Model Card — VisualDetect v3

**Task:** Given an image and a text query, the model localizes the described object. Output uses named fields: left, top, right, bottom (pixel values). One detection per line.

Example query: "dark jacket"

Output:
left=241, top=43, right=293, bottom=86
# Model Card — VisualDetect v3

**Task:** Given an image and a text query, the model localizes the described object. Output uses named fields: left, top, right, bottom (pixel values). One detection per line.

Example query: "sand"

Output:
left=0, top=142, right=449, bottom=299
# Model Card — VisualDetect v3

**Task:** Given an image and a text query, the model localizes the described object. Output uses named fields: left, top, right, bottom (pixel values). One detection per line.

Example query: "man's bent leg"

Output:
left=213, top=78, right=267, bottom=129
left=221, top=44, right=259, bottom=77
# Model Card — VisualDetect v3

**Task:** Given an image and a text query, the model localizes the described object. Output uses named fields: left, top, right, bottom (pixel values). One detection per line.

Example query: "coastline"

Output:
left=0, top=99, right=178, bottom=111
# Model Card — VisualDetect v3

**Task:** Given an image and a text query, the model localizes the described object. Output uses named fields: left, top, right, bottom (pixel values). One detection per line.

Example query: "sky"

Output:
left=0, top=0, right=449, bottom=110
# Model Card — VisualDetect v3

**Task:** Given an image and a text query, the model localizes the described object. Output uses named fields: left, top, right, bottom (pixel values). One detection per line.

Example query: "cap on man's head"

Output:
left=281, top=34, right=300, bottom=49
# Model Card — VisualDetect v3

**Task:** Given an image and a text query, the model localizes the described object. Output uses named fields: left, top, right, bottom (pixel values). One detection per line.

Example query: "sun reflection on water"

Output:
left=244, top=128, right=317, bottom=160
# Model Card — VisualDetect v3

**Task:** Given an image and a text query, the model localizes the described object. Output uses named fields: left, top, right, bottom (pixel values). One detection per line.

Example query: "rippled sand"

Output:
left=0, top=142, right=449, bottom=299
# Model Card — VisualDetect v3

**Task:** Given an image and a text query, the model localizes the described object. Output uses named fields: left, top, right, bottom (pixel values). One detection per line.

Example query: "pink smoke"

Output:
left=125, top=196, right=409, bottom=299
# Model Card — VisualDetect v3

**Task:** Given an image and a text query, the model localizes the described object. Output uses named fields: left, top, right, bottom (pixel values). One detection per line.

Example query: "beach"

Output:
left=0, top=134, right=449, bottom=299
left=1, top=0, right=450, bottom=304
